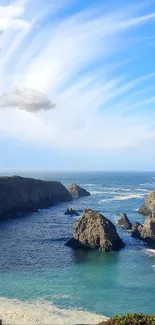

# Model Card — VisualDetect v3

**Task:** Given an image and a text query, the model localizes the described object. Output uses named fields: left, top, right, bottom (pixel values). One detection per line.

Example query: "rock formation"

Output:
left=66, top=209, right=125, bottom=252
left=131, top=222, right=143, bottom=240
left=131, top=216, right=155, bottom=244
left=139, top=191, right=155, bottom=216
left=118, top=213, right=132, bottom=229
left=68, top=184, right=90, bottom=198
left=64, top=207, right=79, bottom=216
left=0, top=176, right=72, bottom=221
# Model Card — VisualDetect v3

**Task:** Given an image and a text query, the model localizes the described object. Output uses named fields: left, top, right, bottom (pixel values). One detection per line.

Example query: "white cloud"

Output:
left=0, top=88, right=56, bottom=112
left=0, top=1, right=29, bottom=31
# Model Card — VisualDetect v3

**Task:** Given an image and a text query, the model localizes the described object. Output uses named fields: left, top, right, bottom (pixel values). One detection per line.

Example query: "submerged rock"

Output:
left=118, top=213, right=132, bottom=230
left=64, top=207, right=79, bottom=216
left=139, top=191, right=155, bottom=216
left=66, top=209, right=125, bottom=252
left=68, top=184, right=90, bottom=198
left=0, top=176, right=72, bottom=221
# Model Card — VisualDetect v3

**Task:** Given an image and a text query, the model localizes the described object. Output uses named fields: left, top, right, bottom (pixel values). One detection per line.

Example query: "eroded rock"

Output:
left=118, top=213, right=132, bottom=230
left=68, top=184, right=90, bottom=198
left=139, top=191, right=155, bottom=216
left=66, top=209, right=125, bottom=252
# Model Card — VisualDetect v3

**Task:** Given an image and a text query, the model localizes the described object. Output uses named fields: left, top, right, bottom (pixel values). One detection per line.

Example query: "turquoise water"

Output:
left=0, top=172, right=155, bottom=318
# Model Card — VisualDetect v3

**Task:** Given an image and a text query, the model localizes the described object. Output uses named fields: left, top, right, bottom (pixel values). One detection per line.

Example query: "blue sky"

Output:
left=0, top=0, right=155, bottom=171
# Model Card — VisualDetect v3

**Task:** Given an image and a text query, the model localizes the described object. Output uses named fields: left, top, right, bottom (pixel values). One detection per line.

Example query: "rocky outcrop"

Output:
left=64, top=207, right=79, bottom=216
left=141, top=215, right=155, bottom=243
left=118, top=213, right=132, bottom=230
left=66, top=209, right=125, bottom=252
left=131, top=222, right=143, bottom=239
left=139, top=191, right=155, bottom=216
left=68, top=184, right=90, bottom=198
left=0, top=176, right=72, bottom=221
left=131, top=216, right=155, bottom=244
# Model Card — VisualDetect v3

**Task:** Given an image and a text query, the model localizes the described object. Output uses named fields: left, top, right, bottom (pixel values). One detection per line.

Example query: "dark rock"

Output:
left=64, top=207, right=79, bottom=216
left=68, top=184, right=90, bottom=198
left=131, top=222, right=143, bottom=240
left=66, top=209, right=125, bottom=252
left=118, top=213, right=132, bottom=229
left=139, top=191, right=155, bottom=216
left=0, top=176, right=72, bottom=221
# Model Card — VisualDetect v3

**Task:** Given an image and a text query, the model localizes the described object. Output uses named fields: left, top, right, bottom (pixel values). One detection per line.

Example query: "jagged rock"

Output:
left=0, top=176, right=72, bottom=221
left=66, top=209, right=125, bottom=252
left=118, top=213, right=132, bottom=229
left=139, top=191, right=155, bottom=216
left=131, top=222, right=143, bottom=239
left=132, top=216, right=155, bottom=244
left=68, top=184, right=90, bottom=198
left=141, top=215, right=155, bottom=243
left=64, top=207, right=79, bottom=216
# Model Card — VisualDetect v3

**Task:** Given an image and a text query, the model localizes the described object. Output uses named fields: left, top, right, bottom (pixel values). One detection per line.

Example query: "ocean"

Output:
left=0, top=171, right=155, bottom=324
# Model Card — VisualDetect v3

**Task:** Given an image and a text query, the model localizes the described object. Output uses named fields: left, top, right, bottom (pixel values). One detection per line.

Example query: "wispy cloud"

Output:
left=0, top=0, right=155, bottom=154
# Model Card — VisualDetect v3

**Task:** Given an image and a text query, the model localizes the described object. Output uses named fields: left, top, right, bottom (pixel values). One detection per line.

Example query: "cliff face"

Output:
left=139, top=191, right=155, bottom=216
left=0, top=176, right=72, bottom=221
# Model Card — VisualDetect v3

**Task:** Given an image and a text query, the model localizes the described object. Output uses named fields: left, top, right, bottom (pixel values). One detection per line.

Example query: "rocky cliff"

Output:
left=0, top=176, right=72, bottom=221
left=139, top=191, right=155, bottom=216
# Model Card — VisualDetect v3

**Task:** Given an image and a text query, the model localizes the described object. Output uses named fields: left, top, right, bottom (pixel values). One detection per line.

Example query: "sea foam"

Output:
left=0, top=298, right=108, bottom=325
left=143, top=249, right=155, bottom=257
left=100, top=193, right=145, bottom=203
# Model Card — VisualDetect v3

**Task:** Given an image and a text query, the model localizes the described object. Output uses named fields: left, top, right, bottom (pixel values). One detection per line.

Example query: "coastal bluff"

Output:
left=0, top=176, right=72, bottom=221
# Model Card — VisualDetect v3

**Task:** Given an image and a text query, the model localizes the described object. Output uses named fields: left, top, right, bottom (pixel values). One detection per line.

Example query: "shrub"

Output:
left=99, top=313, right=155, bottom=325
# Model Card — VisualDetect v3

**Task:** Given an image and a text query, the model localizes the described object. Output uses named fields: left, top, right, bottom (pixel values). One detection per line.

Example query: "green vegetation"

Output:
left=99, top=314, right=155, bottom=325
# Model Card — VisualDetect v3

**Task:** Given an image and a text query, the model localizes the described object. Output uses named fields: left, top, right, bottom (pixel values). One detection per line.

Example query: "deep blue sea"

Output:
left=0, top=172, right=155, bottom=323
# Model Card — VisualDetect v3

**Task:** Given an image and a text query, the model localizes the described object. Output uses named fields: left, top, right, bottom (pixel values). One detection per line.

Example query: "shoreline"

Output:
left=0, top=297, right=108, bottom=325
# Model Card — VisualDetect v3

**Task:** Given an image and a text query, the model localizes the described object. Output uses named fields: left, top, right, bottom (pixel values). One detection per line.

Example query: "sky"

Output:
left=0, top=0, right=155, bottom=171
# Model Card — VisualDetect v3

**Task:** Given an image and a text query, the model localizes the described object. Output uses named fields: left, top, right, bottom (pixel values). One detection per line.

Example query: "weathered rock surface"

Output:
left=66, top=209, right=125, bottom=252
left=131, top=222, right=143, bottom=239
left=139, top=191, right=155, bottom=216
left=68, top=183, right=90, bottom=198
left=141, top=215, right=155, bottom=243
left=118, top=213, right=132, bottom=230
left=0, top=176, right=72, bottom=221
left=131, top=216, right=155, bottom=244
left=64, top=207, right=79, bottom=216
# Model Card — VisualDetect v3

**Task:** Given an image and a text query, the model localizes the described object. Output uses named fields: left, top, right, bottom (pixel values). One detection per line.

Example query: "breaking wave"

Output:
left=100, top=193, right=145, bottom=203
left=0, top=298, right=108, bottom=325
left=143, top=249, right=155, bottom=257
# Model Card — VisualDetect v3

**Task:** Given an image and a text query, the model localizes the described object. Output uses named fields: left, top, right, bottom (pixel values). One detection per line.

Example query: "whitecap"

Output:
left=100, top=193, right=145, bottom=203
left=0, top=297, right=108, bottom=325
left=143, top=249, right=155, bottom=257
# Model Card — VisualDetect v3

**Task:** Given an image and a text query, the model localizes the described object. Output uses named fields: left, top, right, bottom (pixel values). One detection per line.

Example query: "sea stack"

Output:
left=131, top=215, right=155, bottom=244
left=118, top=213, right=132, bottom=230
left=0, top=176, right=72, bottom=221
left=139, top=191, right=155, bottom=216
left=66, top=209, right=125, bottom=252
left=68, top=183, right=90, bottom=198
